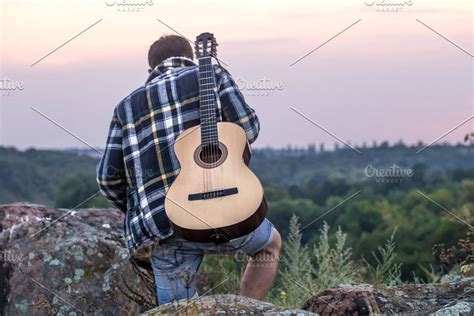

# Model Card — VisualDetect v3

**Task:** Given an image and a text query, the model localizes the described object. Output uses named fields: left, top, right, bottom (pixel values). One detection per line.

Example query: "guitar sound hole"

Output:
left=194, top=142, right=228, bottom=169
left=200, top=144, right=222, bottom=164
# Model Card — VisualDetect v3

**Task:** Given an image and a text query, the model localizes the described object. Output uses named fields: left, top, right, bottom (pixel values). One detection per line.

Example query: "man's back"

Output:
left=96, top=56, right=260, bottom=254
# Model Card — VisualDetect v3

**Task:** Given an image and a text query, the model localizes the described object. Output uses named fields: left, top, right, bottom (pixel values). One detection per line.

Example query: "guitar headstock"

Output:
left=195, top=32, right=217, bottom=59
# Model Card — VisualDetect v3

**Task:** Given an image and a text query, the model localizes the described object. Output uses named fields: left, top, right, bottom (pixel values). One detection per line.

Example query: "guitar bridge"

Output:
left=188, top=187, right=238, bottom=201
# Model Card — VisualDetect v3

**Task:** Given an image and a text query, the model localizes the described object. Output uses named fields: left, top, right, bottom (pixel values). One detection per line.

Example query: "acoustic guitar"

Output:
left=164, top=32, right=267, bottom=243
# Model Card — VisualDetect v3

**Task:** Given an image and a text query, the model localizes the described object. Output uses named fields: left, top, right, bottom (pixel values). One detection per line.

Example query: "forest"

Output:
left=0, top=143, right=472, bottom=298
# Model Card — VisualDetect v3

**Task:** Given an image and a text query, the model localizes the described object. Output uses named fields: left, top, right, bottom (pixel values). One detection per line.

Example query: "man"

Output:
left=96, top=34, right=281, bottom=305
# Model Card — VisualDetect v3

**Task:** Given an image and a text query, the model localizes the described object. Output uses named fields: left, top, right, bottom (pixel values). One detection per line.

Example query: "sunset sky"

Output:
left=1, top=0, right=472, bottom=150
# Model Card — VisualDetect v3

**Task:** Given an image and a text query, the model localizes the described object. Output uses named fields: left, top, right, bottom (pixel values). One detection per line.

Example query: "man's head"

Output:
left=148, top=35, right=193, bottom=71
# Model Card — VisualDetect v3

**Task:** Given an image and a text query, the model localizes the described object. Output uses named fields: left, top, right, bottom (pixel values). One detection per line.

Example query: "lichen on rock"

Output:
left=0, top=203, right=153, bottom=315
left=302, top=277, right=474, bottom=315
left=141, top=294, right=315, bottom=315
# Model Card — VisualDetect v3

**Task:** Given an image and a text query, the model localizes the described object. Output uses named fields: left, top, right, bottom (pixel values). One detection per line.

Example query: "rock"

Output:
left=2, top=202, right=472, bottom=315
left=303, top=278, right=474, bottom=315
left=429, top=302, right=474, bottom=316
left=0, top=203, right=156, bottom=315
left=141, top=294, right=316, bottom=315
left=303, top=287, right=379, bottom=315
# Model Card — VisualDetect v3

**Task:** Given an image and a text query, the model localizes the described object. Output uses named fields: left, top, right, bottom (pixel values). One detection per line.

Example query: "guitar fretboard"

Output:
left=198, top=56, right=219, bottom=146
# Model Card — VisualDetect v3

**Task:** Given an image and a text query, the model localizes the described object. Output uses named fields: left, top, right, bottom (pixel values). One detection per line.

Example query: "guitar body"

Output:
left=165, top=122, right=267, bottom=242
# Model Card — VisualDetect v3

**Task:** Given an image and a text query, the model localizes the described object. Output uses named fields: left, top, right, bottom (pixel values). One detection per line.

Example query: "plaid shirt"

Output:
left=96, top=57, right=260, bottom=254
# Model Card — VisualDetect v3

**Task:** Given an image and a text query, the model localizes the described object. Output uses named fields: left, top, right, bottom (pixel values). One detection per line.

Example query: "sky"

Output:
left=1, top=0, right=472, bottom=150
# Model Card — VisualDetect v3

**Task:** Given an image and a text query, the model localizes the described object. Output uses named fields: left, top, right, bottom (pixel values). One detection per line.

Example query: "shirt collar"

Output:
left=146, top=57, right=196, bottom=83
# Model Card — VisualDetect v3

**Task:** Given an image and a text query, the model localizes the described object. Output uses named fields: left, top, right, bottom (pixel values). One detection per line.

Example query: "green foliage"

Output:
left=460, top=179, right=474, bottom=204
left=362, top=228, right=403, bottom=286
left=0, top=147, right=98, bottom=205
left=313, top=223, right=359, bottom=288
left=278, top=215, right=316, bottom=308
left=276, top=215, right=358, bottom=308
left=55, top=172, right=110, bottom=209
left=414, top=264, right=443, bottom=284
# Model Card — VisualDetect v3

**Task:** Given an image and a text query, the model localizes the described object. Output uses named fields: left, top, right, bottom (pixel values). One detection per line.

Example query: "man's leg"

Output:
left=240, top=228, right=281, bottom=300
left=150, top=240, right=204, bottom=305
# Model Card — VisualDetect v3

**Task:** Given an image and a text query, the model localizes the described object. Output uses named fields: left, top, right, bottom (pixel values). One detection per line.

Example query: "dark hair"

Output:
left=148, top=35, right=193, bottom=69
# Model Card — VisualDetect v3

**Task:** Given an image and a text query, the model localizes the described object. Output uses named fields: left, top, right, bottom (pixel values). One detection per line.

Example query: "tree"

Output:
left=55, top=172, right=110, bottom=208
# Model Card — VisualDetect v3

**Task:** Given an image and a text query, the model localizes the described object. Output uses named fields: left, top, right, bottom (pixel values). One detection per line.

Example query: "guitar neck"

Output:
left=198, top=56, right=219, bottom=146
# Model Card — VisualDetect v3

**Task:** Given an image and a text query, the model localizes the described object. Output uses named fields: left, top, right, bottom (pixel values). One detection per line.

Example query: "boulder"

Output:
left=141, top=294, right=315, bottom=315
left=0, top=203, right=156, bottom=315
left=302, top=277, right=474, bottom=315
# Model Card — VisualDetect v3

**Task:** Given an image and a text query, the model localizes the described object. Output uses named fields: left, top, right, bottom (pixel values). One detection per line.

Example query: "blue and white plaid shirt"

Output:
left=96, top=57, right=260, bottom=254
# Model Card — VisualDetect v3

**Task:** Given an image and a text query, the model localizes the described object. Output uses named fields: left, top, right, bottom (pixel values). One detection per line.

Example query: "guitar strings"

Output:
left=211, top=67, right=219, bottom=197
left=201, top=60, right=214, bottom=195
left=199, top=57, right=221, bottom=197
left=210, top=63, right=218, bottom=197
left=200, top=61, right=209, bottom=194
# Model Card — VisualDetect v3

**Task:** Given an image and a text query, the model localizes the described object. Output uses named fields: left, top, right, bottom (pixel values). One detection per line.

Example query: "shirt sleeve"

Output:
left=215, top=66, right=260, bottom=144
left=96, top=108, right=127, bottom=212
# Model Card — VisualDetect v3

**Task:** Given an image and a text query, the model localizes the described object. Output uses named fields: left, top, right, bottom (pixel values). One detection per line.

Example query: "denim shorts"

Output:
left=150, top=218, right=274, bottom=305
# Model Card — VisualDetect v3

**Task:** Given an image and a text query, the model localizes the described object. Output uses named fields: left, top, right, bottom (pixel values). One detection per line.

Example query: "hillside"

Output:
left=0, top=144, right=472, bottom=206
left=1, top=144, right=472, bottom=281
left=0, top=147, right=99, bottom=205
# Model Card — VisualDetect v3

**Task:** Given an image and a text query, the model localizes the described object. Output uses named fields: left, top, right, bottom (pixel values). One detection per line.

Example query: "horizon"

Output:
left=1, top=139, right=472, bottom=155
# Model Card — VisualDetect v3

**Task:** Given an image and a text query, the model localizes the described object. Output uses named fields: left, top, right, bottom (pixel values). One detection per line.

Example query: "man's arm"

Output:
left=96, top=108, right=127, bottom=212
left=216, top=67, right=260, bottom=144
